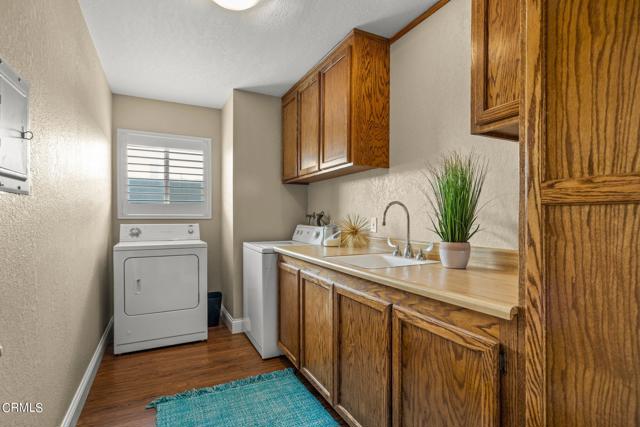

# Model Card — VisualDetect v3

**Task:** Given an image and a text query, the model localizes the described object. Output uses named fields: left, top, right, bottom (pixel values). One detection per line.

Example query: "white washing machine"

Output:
left=113, top=224, right=207, bottom=354
left=243, top=224, right=332, bottom=359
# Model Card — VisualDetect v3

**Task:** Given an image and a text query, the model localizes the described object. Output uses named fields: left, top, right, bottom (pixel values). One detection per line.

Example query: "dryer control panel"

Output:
left=119, top=223, right=200, bottom=242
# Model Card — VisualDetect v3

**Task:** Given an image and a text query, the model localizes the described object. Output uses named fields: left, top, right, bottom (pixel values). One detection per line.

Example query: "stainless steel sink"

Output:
left=324, top=253, right=438, bottom=269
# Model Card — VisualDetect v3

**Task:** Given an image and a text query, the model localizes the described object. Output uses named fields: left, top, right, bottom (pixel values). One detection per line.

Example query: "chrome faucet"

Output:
left=382, top=201, right=413, bottom=258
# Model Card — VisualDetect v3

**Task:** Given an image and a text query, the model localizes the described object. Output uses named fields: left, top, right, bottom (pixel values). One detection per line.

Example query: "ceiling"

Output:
left=79, top=0, right=438, bottom=108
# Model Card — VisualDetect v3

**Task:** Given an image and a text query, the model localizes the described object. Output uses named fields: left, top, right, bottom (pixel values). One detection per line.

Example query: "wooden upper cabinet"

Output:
left=321, top=47, right=351, bottom=169
left=334, top=285, right=392, bottom=427
left=281, top=93, right=299, bottom=181
left=277, top=262, right=300, bottom=367
left=282, top=29, right=389, bottom=183
left=471, top=0, right=520, bottom=140
left=300, top=272, right=334, bottom=403
left=298, top=74, right=321, bottom=175
left=392, top=306, right=500, bottom=427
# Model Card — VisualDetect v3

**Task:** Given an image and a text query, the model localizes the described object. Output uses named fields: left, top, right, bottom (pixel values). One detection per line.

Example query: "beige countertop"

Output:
left=274, top=244, right=519, bottom=320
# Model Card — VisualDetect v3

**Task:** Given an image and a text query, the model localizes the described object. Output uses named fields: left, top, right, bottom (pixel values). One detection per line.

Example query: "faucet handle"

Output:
left=403, top=243, right=414, bottom=258
left=387, top=237, right=400, bottom=257
left=415, top=242, right=434, bottom=261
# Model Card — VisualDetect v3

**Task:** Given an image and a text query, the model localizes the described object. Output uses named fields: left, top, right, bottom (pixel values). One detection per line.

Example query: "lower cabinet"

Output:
left=300, top=272, right=334, bottom=402
left=392, top=306, right=500, bottom=427
left=334, top=285, right=392, bottom=427
left=277, top=259, right=510, bottom=427
left=277, top=262, right=300, bottom=367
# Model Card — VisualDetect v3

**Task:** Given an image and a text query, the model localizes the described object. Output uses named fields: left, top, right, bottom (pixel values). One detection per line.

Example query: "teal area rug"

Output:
left=147, top=368, right=338, bottom=427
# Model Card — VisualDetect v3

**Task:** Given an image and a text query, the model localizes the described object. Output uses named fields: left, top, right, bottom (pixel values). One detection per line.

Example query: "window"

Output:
left=117, top=129, right=212, bottom=219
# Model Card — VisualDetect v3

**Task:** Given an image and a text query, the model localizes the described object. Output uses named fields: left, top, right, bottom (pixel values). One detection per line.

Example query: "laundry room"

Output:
left=1, top=0, right=639, bottom=426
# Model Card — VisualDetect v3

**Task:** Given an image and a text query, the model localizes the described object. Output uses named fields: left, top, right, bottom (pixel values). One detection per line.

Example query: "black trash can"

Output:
left=207, top=292, right=222, bottom=327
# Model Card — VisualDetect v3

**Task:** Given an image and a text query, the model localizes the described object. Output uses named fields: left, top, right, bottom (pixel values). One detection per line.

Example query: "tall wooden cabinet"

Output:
left=471, top=0, right=520, bottom=140
left=281, top=29, right=389, bottom=184
left=523, top=0, right=640, bottom=425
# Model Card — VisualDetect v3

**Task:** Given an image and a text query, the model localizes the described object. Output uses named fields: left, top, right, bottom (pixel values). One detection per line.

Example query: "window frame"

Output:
left=117, top=128, right=212, bottom=219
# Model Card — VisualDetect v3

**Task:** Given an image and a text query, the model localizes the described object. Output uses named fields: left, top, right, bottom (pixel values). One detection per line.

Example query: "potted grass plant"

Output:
left=425, top=151, right=487, bottom=269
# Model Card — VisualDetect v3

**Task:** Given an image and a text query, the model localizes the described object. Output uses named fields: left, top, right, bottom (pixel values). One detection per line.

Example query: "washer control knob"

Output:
left=129, top=227, right=142, bottom=238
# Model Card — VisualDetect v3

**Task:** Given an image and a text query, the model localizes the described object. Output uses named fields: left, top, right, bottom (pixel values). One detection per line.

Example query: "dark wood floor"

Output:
left=78, top=326, right=343, bottom=426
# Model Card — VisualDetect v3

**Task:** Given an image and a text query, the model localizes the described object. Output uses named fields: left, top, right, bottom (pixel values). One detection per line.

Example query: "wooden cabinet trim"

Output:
left=300, top=367, right=332, bottom=403
left=281, top=29, right=361, bottom=101
left=390, top=0, right=450, bottom=44
left=321, top=46, right=352, bottom=73
left=300, top=270, right=333, bottom=289
left=541, top=174, right=640, bottom=205
left=393, top=305, right=499, bottom=352
left=278, top=337, right=299, bottom=368
left=333, top=282, right=391, bottom=312
left=392, top=307, right=500, bottom=427
left=474, top=100, right=519, bottom=126
left=278, top=261, right=299, bottom=275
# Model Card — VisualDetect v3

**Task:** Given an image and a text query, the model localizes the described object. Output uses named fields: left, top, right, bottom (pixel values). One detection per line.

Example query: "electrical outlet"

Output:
left=370, top=217, right=377, bottom=233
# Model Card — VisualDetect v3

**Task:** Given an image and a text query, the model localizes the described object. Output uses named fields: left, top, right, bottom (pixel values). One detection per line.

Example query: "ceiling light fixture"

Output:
left=212, top=0, right=261, bottom=11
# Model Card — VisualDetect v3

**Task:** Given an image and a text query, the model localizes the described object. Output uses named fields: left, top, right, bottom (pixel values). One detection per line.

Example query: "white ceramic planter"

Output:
left=439, top=242, right=471, bottom=269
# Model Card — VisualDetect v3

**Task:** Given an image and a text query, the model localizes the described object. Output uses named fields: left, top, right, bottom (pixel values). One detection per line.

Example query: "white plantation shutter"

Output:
left=117, top=129, right=211, bottom=219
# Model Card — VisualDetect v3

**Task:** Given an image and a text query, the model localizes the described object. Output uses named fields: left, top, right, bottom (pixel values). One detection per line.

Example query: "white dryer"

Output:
left=113, top=224, right=207, bottom=354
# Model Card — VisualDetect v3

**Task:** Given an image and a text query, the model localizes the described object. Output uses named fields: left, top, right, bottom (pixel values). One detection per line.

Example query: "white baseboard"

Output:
left=221, top=306, right=244, bottom=334
left=61, top=317, right=113, bottom=427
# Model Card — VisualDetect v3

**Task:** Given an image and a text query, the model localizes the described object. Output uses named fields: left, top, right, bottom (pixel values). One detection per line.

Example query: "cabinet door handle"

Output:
left=135, top=279, right=142, bottom=295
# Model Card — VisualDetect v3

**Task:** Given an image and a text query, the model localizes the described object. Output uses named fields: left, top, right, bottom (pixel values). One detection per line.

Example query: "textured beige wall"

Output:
left=111, top=95, right=223, bottom=293
left=0, top=1, right=112, bottom=426
left=308, top=0, right=519, bottom=249
left=221, top=94, right=235, bottom=315
left=221, top=90, right=307, bottom=317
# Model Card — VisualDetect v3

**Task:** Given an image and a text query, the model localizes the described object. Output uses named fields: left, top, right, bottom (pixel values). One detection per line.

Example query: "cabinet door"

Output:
left=300, top=271, right=334, bottom=402
left=392, top=306, right=500, bottom=427
left=471, top=0, right=520, bottom=139
left=298, top=75, right=320, bottom=176
left=320, top=47, right=351, bottom=169
left=277, top=262, right=300, bottom=367
left=282, top=94, right=299, bottom=181
left=334, top=285, right=391, bottom=427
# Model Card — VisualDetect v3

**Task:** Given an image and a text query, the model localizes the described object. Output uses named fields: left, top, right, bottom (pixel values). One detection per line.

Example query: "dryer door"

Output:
left=124, top=254, right=199, bottom=315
